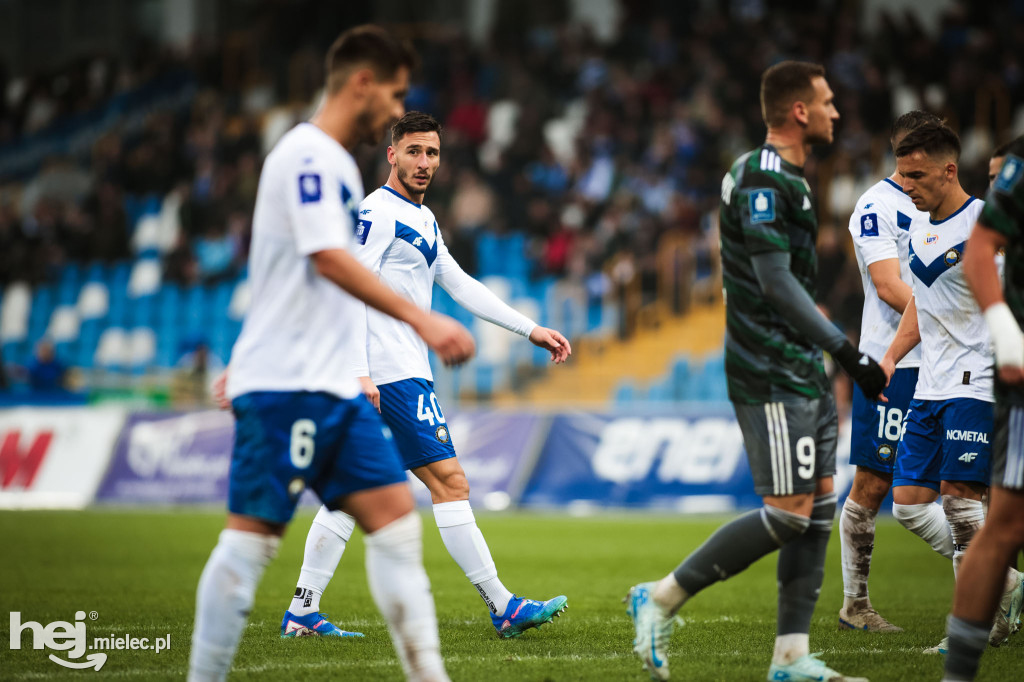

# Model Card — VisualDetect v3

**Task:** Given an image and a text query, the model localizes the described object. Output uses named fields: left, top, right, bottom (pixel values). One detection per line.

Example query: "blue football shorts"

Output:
left=850, top=367, right=919, bottom=474
left=893, top=397, right=993, bottom=490
left=229, top=390, right=407, bottom=524
left=378, top=377, right=456, bottom=470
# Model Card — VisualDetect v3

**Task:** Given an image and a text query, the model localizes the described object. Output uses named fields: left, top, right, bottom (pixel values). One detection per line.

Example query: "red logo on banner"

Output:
left=0, top=430, right=54, bottom=489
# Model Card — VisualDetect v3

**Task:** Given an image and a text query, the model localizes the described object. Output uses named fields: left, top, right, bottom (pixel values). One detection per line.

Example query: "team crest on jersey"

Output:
left=995, top=155, right=1024, bottom=193
left=435, top=425, right=450, bottom=444
left=748, top=189, right=776, bottom=224
left=860, top=213, right=878, bottom=237
left=356, top=219, right=372, bottom=244
left=925, top=233, right=938, bottom=245
left=298, top=173, right=322, bottom=203
left=944, top=247, right=961, bottom=266
left=876, top=443, right=894, bottom=462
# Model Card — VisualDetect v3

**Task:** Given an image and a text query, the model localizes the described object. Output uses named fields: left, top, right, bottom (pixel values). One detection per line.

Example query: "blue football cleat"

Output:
left=491, top=594, right=568, bottom=638
left=280, top=610, right=364, bottom=638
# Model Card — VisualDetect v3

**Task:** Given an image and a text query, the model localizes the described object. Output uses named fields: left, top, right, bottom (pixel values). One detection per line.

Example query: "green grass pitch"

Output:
left=1, top=509, right=1020, bottom=680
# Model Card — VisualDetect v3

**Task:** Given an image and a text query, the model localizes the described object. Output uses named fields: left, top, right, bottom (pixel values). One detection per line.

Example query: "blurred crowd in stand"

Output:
left=2, top=0, right=1024, bottom=384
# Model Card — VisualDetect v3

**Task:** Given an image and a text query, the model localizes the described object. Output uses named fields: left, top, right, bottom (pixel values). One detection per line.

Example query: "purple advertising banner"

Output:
left=96, top=411, right=234, bottom=504
left=95, top=405, right=854, bottom=510
left=406, top=409, right=545, bottom=509
left=96, top=408, right=545, bottom=508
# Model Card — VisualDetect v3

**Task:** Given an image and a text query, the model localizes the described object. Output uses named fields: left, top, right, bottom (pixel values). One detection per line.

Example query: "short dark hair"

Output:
left=894, top=121, right=961, bottom=161
left=392, top=111, right=442, bottom=145
left=325, top=25, right=418, bottom=94
left=760, top=61, right=826, bottom=128
left=890, top=110, right=943, bottom=146
left=991, top=137, right=1022, bottom=160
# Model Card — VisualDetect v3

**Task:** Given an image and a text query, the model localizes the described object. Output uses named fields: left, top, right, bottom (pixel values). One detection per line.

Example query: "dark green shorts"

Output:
left=733, top=395, right=838, bottom=497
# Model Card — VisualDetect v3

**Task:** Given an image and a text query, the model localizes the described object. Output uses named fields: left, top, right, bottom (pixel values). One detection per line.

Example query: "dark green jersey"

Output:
left=979, top=152, right=1024, bottom=404
left=719, top=144, right=829, bottom=404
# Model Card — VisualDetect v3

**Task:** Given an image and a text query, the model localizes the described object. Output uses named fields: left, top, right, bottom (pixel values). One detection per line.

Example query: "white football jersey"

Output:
left=348, top=185, right=536, bottom=385
left=908, top=197, right=1001, bottom=402
left=227, top=123, right=364, bottom=400
left=848, top=178, right=925, bottom=368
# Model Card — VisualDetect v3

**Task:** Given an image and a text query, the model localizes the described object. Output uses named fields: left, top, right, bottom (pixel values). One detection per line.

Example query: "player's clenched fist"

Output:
left=414, top=312, right=475, bottom=366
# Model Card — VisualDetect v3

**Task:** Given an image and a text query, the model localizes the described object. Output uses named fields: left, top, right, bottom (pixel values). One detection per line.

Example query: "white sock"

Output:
left=942, top=496, right=984, bottom=579
left=653, top=572, right=689, bottom=615
left=188, top=529, right=279, bottom=682
left=772, top=632, right=809, bottom=666
left=433, top=500, right=513, bottom=616
left=289, top=507, right=355, bottom=616
left=893, top=502, right=954, bottom=559
left=839, top=498, right=877, bottom=602
left=365, top=512, right=449, bottom=682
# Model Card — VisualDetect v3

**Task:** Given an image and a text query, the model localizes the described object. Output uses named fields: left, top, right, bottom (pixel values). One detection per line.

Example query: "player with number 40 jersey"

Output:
left=279, top=112, right=573, bottom=643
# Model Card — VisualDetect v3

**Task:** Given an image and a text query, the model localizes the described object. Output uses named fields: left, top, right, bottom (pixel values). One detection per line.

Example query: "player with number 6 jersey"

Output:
left=280, top=111, right=572, bottom=642
left=190, top=27, right=480, bottom=682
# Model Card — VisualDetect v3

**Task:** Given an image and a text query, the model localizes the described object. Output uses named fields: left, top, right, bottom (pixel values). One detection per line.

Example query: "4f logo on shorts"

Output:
left=959, top=452, right=978, bottom=463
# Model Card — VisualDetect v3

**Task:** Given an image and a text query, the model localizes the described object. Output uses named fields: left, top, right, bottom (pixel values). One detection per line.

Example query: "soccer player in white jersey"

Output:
left=878, top=121, right=1023, bottom=650
left=188, top=27, right=476, bottom=682
left=944, top=135, right=1024, bottom=682
left=838, top=111, right=937, bottom=632
left=279, top=111, right=572, bottom=640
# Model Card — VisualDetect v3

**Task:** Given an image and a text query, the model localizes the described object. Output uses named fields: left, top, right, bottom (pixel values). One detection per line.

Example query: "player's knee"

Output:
left=892, top=502, right=932, bottom=531
left=313, top=506, right=357, bottom=541
left=811, top=491, right=837, bottom=520
left=850, top=472, right=890, bottom=508
left=365, top=511, right=423, bottom=556
left=763, top=505, right=812, bottom=546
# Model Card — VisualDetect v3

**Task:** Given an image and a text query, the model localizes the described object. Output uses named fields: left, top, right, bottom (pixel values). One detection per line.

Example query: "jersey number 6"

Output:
left=290, top=419, right=317, bottom=469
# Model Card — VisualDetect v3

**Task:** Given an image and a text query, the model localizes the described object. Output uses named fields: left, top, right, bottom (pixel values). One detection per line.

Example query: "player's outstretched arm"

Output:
left=750, top=251, right=886, bottom=399
left=965, top=223, right=1024, bottom=384
left=312, top=248, right=475, bottom=366
left=528, top=327, right=572, bottom=364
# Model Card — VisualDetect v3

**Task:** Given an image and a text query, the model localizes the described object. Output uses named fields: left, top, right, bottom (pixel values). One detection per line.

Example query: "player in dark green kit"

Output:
left=943, top=136, right=1024, bottom=681
left=626, top=61, right=886, bottom=682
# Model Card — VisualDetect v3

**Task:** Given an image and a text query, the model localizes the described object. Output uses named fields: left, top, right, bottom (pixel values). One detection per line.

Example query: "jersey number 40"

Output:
left=417, top=393, right=447, bottom=426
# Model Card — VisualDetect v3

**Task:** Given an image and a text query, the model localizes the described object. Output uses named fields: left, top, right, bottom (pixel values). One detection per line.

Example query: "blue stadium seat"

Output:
left=182, top=285, right=206, bottom=331
left=28, top=286, right=54, bottom=341
left=613, top=380, right=637, bottom=404
left=647, top=379, right=673, bottom=402
left=157, top=284, right=181, bottom=323
left=474, top=363, right=494, bottom=398
left=476, top=232, right=501, bottom=276
left=76, top=320, right=102, bottom=368
left=85, top=262, right=106, bottom=282
left=670, top=357, right=691, bottom=401
left=693, top=354, right=728, bottom=401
